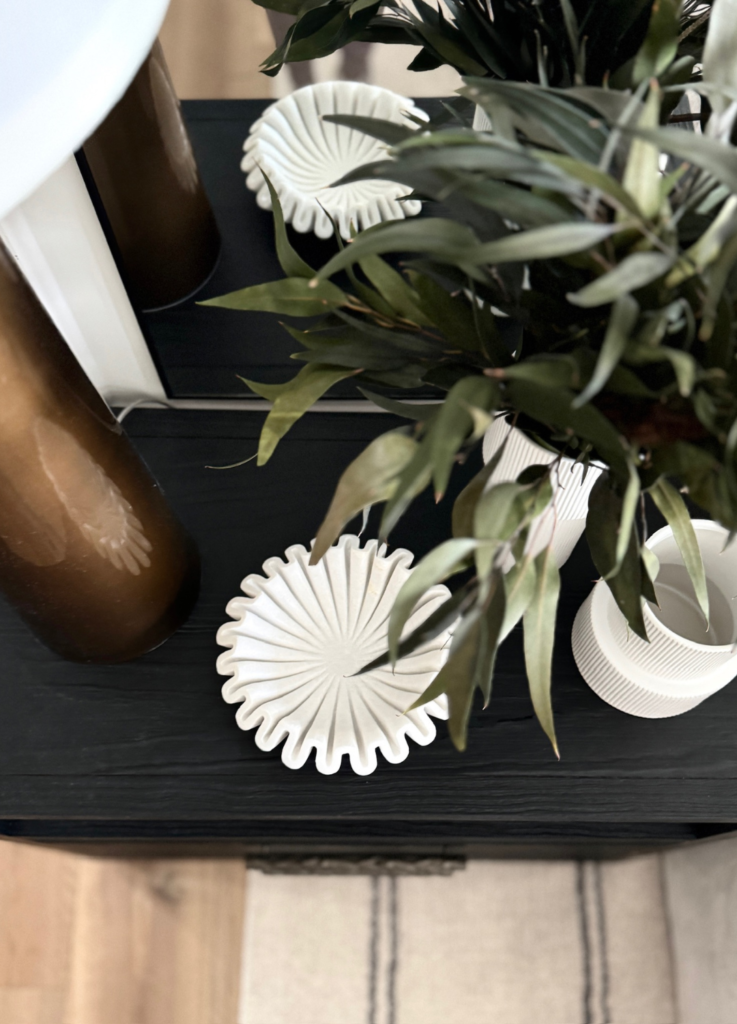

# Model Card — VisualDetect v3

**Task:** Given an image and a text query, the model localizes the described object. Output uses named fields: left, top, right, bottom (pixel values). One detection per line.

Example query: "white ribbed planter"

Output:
left=472, top=105, right=492, bottom=131
left=572, top=520, right=737, bottom=718
left=482, top=416, right=602, bottom=566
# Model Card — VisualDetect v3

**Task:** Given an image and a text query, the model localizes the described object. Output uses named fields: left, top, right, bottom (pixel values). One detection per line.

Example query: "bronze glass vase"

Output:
left=0, top=240, right=200, bottom=662
left=82, top=40, right=220, bottom=311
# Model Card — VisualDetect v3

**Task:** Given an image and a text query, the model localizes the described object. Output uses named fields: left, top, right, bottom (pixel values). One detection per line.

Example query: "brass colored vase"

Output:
left=82, top=41, right=220, bottom=311
left=0, top=240, right=200, bottom=662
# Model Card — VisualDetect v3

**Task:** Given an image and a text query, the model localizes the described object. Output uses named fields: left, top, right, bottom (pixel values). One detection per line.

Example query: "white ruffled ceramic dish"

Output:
left=216, top=536, right=451, bottom=776
left=241, top=81, right=425, bottom=240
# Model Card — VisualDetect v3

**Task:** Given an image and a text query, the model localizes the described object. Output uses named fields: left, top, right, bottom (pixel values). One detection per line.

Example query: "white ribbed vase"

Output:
left=572, top=520, right=737, bottom=718
left=482, top=416, right=602, bottom=566
left=242, top=82, right=425, bottom=240
left=216, top=536, right=451, bottom=775
left=473, top=105, right=492, bottom=131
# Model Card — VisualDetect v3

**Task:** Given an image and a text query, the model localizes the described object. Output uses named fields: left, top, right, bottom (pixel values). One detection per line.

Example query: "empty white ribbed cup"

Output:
left=572, top=520, right=737, bottom=718
left=482, top=416, right=602, bottom=567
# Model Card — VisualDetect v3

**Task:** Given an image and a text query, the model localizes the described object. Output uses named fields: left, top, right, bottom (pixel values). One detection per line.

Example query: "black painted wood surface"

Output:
left=0, top=409, right=736, bottom=848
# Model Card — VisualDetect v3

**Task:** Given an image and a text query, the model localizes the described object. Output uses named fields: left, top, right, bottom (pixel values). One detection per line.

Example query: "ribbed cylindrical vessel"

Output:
left=82, top=40, right=220, bottom=311
left=572, top=520, right=737, bottom=718
left=0, top=240, right=199, bottom=662
left=482, top=416, right=602, bottom=566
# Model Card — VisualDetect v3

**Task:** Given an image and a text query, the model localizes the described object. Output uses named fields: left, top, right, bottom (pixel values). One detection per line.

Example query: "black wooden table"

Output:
left=1, top=102, right=735, bottom=857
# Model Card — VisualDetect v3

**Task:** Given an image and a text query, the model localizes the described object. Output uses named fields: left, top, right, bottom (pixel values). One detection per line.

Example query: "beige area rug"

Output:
left=239, top=856, right=676, bottom=1024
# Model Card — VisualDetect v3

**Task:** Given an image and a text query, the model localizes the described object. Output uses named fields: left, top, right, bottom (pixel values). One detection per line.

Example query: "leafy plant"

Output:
left=208, top=0, right=737, bottom=753
left=255, top=0, right=711, bottom=90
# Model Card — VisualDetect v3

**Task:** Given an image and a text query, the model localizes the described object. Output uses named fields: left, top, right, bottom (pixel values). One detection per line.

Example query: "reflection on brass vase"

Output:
left=82, top=40, right=220, bottom=311
left=0, top=240, right=200, bottom=662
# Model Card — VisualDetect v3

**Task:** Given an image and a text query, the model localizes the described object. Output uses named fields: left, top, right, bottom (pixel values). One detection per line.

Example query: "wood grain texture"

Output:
left=1, top=408, right=737, bottom=845
left=159, top=0, right=273, bottom=99
left=0, top=843, right=246, bottom=1024
left=65, top=858, right=245, bottom=1024
left=0, top=842, right=76, bottom=1024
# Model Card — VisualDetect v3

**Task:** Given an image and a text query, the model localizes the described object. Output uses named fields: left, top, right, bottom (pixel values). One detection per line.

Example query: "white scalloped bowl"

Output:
left=241, top=82, right=425, bottom=240
left=216, top=536, right=451, bottom=776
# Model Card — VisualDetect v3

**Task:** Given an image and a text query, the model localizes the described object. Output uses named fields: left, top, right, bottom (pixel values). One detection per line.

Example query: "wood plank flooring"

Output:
left=159, top=0, right=274, bottom=98
left=0, top=842, right=246, bottom=1024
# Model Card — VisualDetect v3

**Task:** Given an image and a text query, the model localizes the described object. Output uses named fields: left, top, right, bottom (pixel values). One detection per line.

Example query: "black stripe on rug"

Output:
left=368, top=876, right=379, bottom=1024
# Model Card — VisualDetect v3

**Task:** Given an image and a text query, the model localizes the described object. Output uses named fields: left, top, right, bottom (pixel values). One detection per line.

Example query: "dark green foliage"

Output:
left=210, top=0, right=737, bottom=754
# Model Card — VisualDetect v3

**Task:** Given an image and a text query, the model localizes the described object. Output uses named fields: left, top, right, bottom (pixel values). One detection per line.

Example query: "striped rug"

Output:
left=238, top=856, right=676, bottom=1024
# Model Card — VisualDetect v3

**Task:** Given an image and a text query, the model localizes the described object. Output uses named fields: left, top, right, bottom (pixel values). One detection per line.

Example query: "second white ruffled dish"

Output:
left=241, top=81, right=425, bottom=240
left=216, top=536, right=451, bottom=775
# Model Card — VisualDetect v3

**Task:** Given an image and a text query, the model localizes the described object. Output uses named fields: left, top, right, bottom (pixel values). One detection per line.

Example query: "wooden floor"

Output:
left=0, top=841, right=246, bottom=1024
left=159, top=0, right=274, bottom=98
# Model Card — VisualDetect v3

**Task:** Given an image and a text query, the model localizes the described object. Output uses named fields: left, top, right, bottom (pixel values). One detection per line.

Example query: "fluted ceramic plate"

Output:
left=216, top=536, right=451, bottom=775
left=241, top=81, right=426, bottom=240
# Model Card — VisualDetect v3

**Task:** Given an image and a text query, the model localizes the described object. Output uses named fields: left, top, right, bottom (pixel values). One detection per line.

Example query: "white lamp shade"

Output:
left=0, top=0, right=170, bottom=220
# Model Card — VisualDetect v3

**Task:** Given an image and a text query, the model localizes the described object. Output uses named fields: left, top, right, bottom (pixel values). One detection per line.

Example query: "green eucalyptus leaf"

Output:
left=648, top=476, right=709, bottom=624
left=311, top=430, right=419, bottom=562
left=702, top=0, right=737, bottom=116
left=409, top=10, right=487, bottom=75
left=357, top=255, right=433, bottom=325
left=523, top=545, right=561, bottom=757
left=408, top=607, right=481, bottom=751
left=455, top=178, right=572, bottom=228
left=430, top=376, right=500, bottom=499
left=625, top=342, right=697, bottom=396
left=314, top=219, right=480, bottom=280
left=535, top=152, right=644, bottom=218
left=452, top=430, right=510, bottom=538
left=475, top=571, right=507, bottom=707
left=626, top=127, right=737, bottom=194
left=632, top=0, right=680, bottom=84
left=245, top=364, right=358, bottom=465
left=618, top=461, right=642, bottom=575
left=667, top=195, right=737, bottom=287
left=573, top=296, right=640, bottom=408
left=474, top=481, right=529, bottom=543
left=586, top=473, right=649, bottom=640
left=469, top=221, right=624, bottom=266
left=406, top=272, right=486, bottom=353
left=362, top=582, right=474, bottom=675
left=358, top=388, right=440, bottom=421
left=202, top=277, right=347, bottom=316
left=700, top=230, right=737, bottom=341
left=262, top=171, right=314, bottom=279
left=505, top=379, right=629, bottom=479
left=567, top=252, right=675, bottom=308
left=621, top=84, right=663, bottom=219
left=462, top=79, right=608, bottom=162
left=322, top=113, right=417, bottom=146
left=501, top=551, right=538, bottom=641
left=387, top=538, right=477, bottom=663
left=379, top=438, right=434, bottom=540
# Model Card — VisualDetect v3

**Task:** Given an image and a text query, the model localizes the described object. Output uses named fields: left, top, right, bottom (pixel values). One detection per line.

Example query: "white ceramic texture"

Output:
left=242, top=82, right=425, bottom=240
left=572, top=520, right=737, bottom=718
left=216, top=535, right=451, bottom=775
left=482, top=416, right=602, bottom=566
left=473, top=105, right=493, bottom=131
